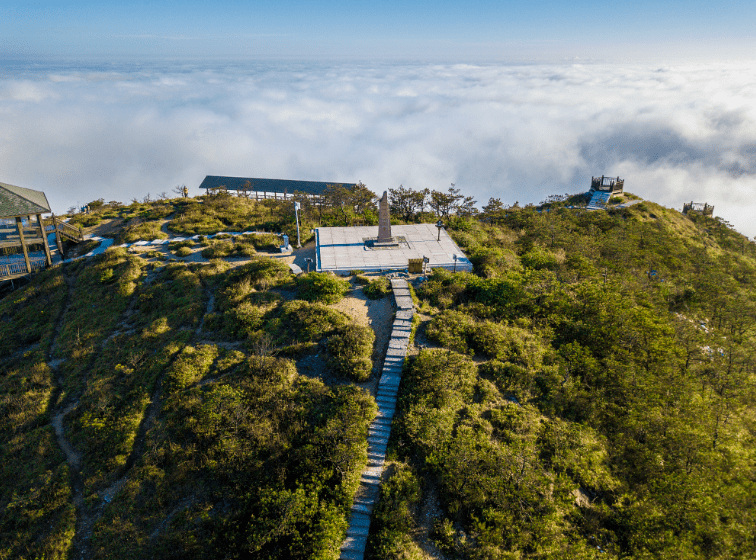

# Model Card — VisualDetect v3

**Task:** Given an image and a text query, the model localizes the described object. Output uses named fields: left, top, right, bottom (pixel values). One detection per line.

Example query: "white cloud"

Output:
left=1, top=60, right=755, bottom=238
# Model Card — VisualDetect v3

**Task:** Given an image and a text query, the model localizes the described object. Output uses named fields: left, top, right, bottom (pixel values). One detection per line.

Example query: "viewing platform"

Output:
left=590, top=175, right=624, bottom=195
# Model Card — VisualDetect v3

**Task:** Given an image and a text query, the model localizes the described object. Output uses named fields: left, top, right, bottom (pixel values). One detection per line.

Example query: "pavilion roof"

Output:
left=0, top=182, right=51, bottom=218
left=198, top=176, right=356, bottom=196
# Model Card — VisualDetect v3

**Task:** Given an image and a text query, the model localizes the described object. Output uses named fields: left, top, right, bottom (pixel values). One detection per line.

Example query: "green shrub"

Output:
left=243, top=233, right=280, bottom=252
left=469, top=246, right=521, bottom=277
left=118, top=221, right=168, bottom=243
left=71, top=214, right=102, bottom=228
left=220, top=257, right=292, bottom=297
left=425, top=310, right=476, bottom=354
left=363, top=277, right=391, bottom=299
left=175, top=246, right=193, bottom=257
left=367, top=463, right=423, bottom=559
left=520, top=245, right=558, bottom=270
left=169, top=240, right=194, bottom=250
left=327, top=325, right=375, bottom=381
left=295, top=272, right=350, bottom=304
left=278, top=300, right=350, bottom=342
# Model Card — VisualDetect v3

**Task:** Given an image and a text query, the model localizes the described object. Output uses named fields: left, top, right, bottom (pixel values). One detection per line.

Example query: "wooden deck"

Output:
left=0, top=217, right=83, bottom=282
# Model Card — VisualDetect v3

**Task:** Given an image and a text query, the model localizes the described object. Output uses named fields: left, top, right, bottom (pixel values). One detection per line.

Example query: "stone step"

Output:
left=375, top=409, right=394, bottom=420
left=340, top=549, right=363, bottom=560
left=369, top=430, right=391, bottom=441
left=347, top=524, right=370, bottom=537
left=349, top=512, right=372, bottom=528
left=360, top=474, right=381, bottom=487
left=369, top=443, right=387, bottom=456
left=341, top=534, right=367, bottom=553
left=368, top=435, right=389, bottom=446
left=352, top=500, right=374, bottom=515
left=377, top=381, right=399, bottom=391
left=383, top=359, right=404, bottom=366
left=375, top=396, right=396, bottom=406
left=395, top=296, right=414, bottom=309
left=377, top=383, right=398, bottom=392
left=395, top=309, right=414, bottom=320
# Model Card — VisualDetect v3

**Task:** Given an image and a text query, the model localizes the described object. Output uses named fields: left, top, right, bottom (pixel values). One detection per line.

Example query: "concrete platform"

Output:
left=316, top=224, right=472, bottom=274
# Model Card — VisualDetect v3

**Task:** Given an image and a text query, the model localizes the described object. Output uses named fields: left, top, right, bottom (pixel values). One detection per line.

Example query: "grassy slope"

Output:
left=4, top=195, right=756, bottom=559
left=0, top=201, right=376, bottom=560
left=368, top=201, right=756, bottom=560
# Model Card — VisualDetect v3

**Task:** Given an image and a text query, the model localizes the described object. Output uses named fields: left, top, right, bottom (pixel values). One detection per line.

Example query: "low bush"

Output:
left=354, top=274, right=371, bottom=286
left=278, top=300, right=350, bottom=342
left=175, top=246, right=193, bottom=257
left=520, top=245, right=558, bottom=270
left=366, top=463, right=422, bottom=559
left=70, top=214, right=102, bottom=228
left=295, top=272, right=350, bottom=304
left=427, top=310, right=548, bottom=362
left=243, top=233, right=280, bottom=252
left=200, top=240, right=257, bottom=259
left=363, top=277, right=391, bottom=299
left=327, top=325, right=375, bottom=381
left=118, top=221, right=168, bottom=243
left=168, top=240, right=194, bottom=250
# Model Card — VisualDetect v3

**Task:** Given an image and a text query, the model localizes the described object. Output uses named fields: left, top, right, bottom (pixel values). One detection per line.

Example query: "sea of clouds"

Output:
left=1, top=59, right=755, bottom=238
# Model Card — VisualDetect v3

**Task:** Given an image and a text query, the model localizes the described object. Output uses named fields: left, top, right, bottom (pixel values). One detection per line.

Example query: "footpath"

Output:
left=339, top=278, right=414, bottom=560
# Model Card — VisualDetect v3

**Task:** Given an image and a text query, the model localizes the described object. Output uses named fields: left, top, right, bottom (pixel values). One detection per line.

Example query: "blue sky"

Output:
left=2, top=0, right=755, bottom=60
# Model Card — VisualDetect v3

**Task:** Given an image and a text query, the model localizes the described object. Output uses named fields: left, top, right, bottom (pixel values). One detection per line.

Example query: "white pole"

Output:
left=294, top=202, right=302, bottom=248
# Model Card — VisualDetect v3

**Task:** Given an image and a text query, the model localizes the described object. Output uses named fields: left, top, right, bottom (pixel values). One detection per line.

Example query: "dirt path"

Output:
left=51, top=402, right=82, bottom=469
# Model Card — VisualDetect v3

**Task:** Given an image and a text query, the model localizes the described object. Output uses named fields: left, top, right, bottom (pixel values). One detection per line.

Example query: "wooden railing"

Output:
left=43, top=217, right=84, bottom=242
left=0, top=257, right=46, bottom=279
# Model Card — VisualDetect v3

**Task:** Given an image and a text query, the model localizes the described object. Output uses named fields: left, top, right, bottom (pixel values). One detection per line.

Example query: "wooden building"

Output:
left=0, top=182, right=82, bottom=282
left=198, top=176, right=356, bottom=201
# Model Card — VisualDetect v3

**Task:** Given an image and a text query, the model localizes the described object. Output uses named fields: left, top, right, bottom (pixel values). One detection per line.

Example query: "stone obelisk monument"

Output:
left=378, top=191, right=392, bottom=242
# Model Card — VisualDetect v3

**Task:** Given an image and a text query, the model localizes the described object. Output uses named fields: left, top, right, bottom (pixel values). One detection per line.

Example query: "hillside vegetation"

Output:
left=370, top=199, right=756, bottom=559
left=2, top=190, right=755, bottom=560
left=1, top=238, right=375, bottom=558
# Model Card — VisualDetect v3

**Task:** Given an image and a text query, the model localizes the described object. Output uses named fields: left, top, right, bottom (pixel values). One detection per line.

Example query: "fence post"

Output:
left=37, top=213, right=52, bottom=266
left=16, top=217, right=32, bottom=274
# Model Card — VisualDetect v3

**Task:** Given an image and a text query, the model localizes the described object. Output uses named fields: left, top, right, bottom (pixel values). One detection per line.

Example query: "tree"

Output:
left=457, top=195, right=478, bottom=218
left=323, top=183, right=377, bottom=224
left=389, top=185, right=429, bottom=222
left=429, top=185, right=464, bottom=218
left=481, top=198, right=506, bottom=224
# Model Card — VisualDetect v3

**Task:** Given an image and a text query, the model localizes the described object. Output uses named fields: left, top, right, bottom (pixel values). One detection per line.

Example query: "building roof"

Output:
left=198, top=176, right=356, bottom=196
left=0, top=182, right=51, bottom=218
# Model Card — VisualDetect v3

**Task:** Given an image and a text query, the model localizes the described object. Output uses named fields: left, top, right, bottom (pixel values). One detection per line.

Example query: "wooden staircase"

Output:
left=43, top=216, right=84, bottom=243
